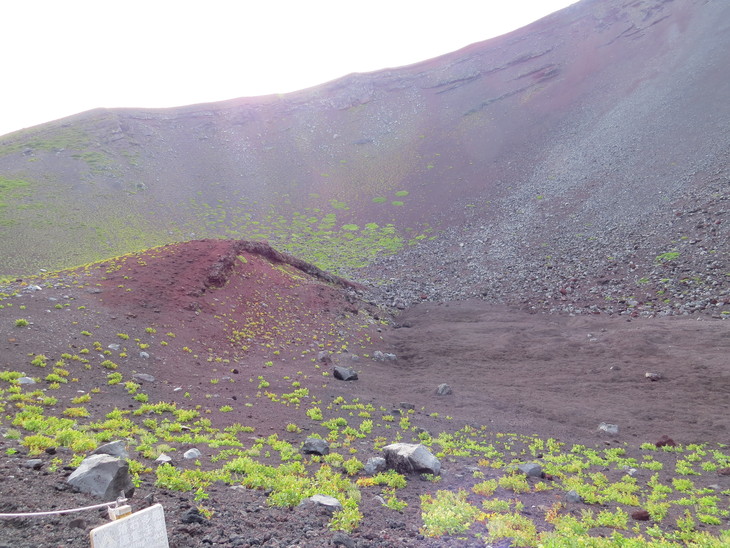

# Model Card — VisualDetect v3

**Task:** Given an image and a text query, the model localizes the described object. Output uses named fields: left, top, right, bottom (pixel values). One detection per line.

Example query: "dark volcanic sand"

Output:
left=2, top=271, right=729, bottom=546
left=380, top=301, right=730, bottom=446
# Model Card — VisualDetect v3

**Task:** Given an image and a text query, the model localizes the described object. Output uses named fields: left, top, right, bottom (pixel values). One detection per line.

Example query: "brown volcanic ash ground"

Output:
left=96, top=239, right=728, bottom=448
left=1, top=239, right=730, bottom=547
left=380, top=302, right=730, bottom=446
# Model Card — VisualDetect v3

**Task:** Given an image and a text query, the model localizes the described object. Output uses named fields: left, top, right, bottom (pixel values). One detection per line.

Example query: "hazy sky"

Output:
left=1, top=0, right=575, bottom=138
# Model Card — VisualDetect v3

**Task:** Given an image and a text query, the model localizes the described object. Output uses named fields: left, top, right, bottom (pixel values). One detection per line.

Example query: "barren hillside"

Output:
left=1, top=1, right=729, bottom=546
left=0, top=0, right=727, bottom=318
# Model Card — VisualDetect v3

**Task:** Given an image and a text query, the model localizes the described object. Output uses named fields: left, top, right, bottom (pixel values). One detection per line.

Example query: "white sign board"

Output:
left=90, top=503, right=169, bottom=548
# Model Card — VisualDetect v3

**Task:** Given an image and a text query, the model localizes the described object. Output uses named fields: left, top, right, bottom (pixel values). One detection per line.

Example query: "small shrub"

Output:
left=421, top=490, right=480, bottom=537
left=107, top=372, right=123, bottom=385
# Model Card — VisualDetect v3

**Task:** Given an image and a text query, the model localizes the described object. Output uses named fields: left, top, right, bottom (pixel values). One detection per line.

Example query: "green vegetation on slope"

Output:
left=0, top=176, right=32, bottom=226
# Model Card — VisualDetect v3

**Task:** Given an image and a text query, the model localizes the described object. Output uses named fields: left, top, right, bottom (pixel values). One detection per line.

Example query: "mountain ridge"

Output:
left=0, top=0, right=728, bottom=318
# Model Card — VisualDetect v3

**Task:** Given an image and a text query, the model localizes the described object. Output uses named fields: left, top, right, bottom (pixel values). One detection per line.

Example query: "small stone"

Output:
left=645, top=372, right=663, bottom=381
left=184, top=448, right=202, bottom=460
left=631, top=509, right=651, bottom=521
left=332, top=532, right=356, bottom=548
left=299, top=494, right=342, bottom=512
left=413, top=426, right=431, bottom=437
left=181, top=507, right=207, bottom=524
left=399, top=402, right=415, bottom=410
left=69, top=518, right=86, bottom=529
left=139, top=352, right=150, bottom=359
left=435, top=383, right=452, bottom=396
left=302, top=437, right=329, bottom=456
left=518, top=463, right=543, bottom=478
left=22, top=459, right=43, bottom=470
left=132, top=373, right=155, bottom=383
left=333, top=366, right=358, bottom=381
left=717, top=467, right=730, bottom=476
left=598, top=422, right=619, bottom=435
left=156, top=453, right=172, bottom=464
left=107, top=344, right=120, bottom=351
left=565, top=490, right=582, bottom=503
left=17, top=377, right=36, bottom=385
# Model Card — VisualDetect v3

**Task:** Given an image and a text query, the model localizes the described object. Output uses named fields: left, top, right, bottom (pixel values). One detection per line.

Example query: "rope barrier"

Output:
left=0, top=497, right=127, bottom=518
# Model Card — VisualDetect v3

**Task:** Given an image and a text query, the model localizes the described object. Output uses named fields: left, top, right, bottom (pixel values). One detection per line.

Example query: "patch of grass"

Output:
left=656, top=251, right=680, bottom=263
left=421, top=490, right=481, bottom=537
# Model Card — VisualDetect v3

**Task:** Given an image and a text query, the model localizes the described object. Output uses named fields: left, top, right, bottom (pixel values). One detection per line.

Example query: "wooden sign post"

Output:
left=90, top=503, right=169, bottom=548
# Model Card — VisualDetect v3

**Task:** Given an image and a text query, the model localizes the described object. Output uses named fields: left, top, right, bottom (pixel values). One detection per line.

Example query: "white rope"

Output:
left=0, top=497, right=127, bottom=518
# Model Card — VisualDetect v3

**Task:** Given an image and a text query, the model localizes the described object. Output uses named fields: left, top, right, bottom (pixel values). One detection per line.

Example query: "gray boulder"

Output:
left=383, top=443, right=440, bottom=475
left=518, top=463, right=543, bottom=478
left=298, top=494, right=342, bottom=513
left=67, top=454, right=134, bottom=499
left=436, top=383, right=452, bottom=396
left=565, top=490, right=583, bottom=503
left=332, top=532, right=356, bottom=548
left=133, top=373, right=155, bottom=383
left=21, top=459, right=43, bottom=470
left=333, top=366, right=358, bottom=381
left=364, top=457, right=387, bottom=475
left=184, top=448, right=202, bottom=460
left=302, top=437, right=329, bottom=456
left=155, top=453, right=173, bottom=464
left=92, top=440, right=128, bottom=459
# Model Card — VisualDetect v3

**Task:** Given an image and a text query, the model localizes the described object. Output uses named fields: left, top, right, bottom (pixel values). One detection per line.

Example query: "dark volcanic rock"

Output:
left=302, top=438, right=329, bottom=456
left=333, top=366, right=358, bottom=381
left=66, top=454, right=134, bottom=499
left=92, top=440, right=129, bottom=459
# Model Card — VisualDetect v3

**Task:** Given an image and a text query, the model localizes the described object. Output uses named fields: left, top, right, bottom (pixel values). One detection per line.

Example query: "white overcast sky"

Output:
left=0, top=0, right=575, bottom=138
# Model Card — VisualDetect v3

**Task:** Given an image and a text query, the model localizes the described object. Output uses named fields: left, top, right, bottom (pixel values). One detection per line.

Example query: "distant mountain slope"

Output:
left=1, top=0, right=728, bottom=315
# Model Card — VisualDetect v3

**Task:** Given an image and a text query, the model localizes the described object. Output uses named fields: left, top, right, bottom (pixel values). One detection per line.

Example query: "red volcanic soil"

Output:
left=91, top=238, right=367, bottom=357
left=76, top=238, right=384, bottom=428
